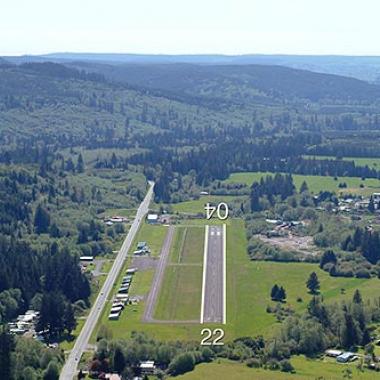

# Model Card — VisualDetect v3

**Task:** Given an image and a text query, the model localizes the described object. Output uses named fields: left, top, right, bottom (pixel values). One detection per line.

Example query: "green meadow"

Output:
left=225, top=171, right=380, bottom=196
left=176, top=356, right=376, bottom=380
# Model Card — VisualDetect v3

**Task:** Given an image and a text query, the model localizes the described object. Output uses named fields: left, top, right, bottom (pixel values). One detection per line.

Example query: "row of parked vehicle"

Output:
left=108, top=268, right=137, bottom=320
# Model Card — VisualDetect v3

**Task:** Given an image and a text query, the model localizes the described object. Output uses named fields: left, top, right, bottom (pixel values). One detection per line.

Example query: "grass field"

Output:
left=304, top=155, right=380, bottom=170
left=131, top=223, right=167, bottom=257
left=176, top=356, right=376, bottom=380
left=171, top=195, right=244, bottom=214
left=225, top=219, right=380, bottom=338
left=154, top=226, right=204, bottom=320
left=225, top=171, right=380, bottom=196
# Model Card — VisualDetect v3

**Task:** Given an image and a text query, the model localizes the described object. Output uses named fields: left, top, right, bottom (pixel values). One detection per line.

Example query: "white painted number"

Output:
left=205, top=202, right=229, bottom=220
left=200, top=328, right=225, bottom=346
left=200, top=328, right=212, bottom=345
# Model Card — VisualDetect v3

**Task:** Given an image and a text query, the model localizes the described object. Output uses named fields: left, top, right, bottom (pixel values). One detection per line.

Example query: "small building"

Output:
left=147, top=214, right=159, bottom=224
left=105, top=374, right=122, bottom=380
left=337, top=352, right=357, bottom=363
left=119, top=286, right=129, bottom=294
left=79, top=256, right=94, bottom=262
left=109, top=216, right=127, bottom=223
left=110, top=306, right=123, bottom=313
left=139, top=360, right=156, bottom=375
left=108, top=312, right=120, bottom=321
left=325, top=349, right=342, bottom=358
left=137, top=242, right=147, bottom=250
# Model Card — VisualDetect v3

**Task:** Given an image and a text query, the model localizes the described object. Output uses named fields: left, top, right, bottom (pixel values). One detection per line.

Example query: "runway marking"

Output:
left=200, top=225, right=209, bottom=324
left=223, top=223, right=226, bottom=324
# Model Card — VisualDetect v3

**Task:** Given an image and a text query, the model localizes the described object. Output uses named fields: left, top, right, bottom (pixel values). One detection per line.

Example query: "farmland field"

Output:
left=224, top=171, right=380, bottom=195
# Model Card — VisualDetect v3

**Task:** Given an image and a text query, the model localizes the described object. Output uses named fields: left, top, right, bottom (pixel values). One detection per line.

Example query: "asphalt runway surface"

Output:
left=60, top=182, right=154, bottom=380
left=142, top=225, right=175, bottom=322
left=202, top=225, right=225, bottom=324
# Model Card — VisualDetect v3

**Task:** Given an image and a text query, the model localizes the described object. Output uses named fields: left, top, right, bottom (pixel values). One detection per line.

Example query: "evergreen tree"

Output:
left=34, top=204, right=51, bottom=234
left=306, top=272, right=320, bottom=294
left=113, top=346, right=126, bottom=373
left=277, top=286, right=286, bottom=302
left=270, top=284, right=280, bottom=300
left=368, top=196, right=375, bottom=213
left=64, top=302, right=77, bottom=335
left=43, top=361, right=60, bottom=380
left=76, top=153, right=85, bottom=173
left=0, top=327, right=14, bottom=380
left=353, top=289, right=362, bottom=304
left=319, top=250, right=337, bottom=268
left=300, top=180, right=309, bottom=193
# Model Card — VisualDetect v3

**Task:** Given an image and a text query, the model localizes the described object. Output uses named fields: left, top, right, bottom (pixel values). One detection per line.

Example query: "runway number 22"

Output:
left=200, top=328, right=225, bottom=346
left=205, top=202, right=229, bottom=220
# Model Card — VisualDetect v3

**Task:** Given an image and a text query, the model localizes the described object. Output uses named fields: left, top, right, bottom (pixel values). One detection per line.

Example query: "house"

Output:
left=139, top=360, right=156, bottom=375
left=109, top=216, right=127, bottom=223
left=336, top=352, right=357, bottom=363
left=147, top=214, right=159, bottom=224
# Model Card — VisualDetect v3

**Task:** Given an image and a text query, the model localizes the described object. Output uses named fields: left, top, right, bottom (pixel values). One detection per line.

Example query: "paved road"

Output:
left=143, top=225, right=175, bottom=322
left=60, top=181, right=155, bottom=380
left=201, top=225, right=225, bottom=324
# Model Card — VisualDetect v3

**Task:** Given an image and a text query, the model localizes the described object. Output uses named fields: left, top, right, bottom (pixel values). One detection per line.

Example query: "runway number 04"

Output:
left=200, top=328, right=225, bottom=346
left=205, top=202, right=229, bottom=220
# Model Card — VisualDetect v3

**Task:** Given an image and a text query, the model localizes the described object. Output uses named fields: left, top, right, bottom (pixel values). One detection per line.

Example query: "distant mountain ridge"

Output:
left=3, top=52, right=380, bottom=83
left=66, top=61, right=380, bottom=105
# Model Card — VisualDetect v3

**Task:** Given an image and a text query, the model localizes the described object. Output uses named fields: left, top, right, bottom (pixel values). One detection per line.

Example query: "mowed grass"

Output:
left=176, top=356, right=376, bottom=380
left=171, top=195, right=244, bottom=214
left=132, top=223, right=167, bottom=257
left=155, top=226, right=204, bottom=320
left=154, top=265, right=203, bottom=320
left=225, top=171, right=380, bottom=196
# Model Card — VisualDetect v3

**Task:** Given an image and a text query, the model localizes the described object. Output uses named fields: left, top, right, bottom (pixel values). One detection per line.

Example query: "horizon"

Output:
left=2, top=0, right=380, bottom=56
left=5, top=52, right=380, bottom=59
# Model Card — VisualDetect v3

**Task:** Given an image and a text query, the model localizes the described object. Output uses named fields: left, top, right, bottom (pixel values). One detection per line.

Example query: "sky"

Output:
left=1, top=0, right=379, bottom=56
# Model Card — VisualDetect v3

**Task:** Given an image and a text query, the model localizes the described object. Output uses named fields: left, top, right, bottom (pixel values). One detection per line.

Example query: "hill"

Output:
left=66, top=62, right=380, bottom=105
left=6, top=52, right=380, bottom=82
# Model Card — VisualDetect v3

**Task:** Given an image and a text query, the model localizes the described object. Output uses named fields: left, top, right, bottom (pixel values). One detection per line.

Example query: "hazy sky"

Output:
left=1, top=0, right=379, bottom=56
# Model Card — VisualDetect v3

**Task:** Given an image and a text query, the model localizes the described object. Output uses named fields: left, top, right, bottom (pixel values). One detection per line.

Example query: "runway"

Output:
left=201, top=224, right=226, bottom=324
left=142, top=225, right=175, bottom=322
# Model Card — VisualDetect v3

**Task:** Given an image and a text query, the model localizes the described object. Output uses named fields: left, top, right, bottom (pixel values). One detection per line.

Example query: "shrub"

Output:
left=280, top=359, right=295, bottom=373
left=246, top=358, right=261, bottom=368
left=168, top=352, right=195, bottom=376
